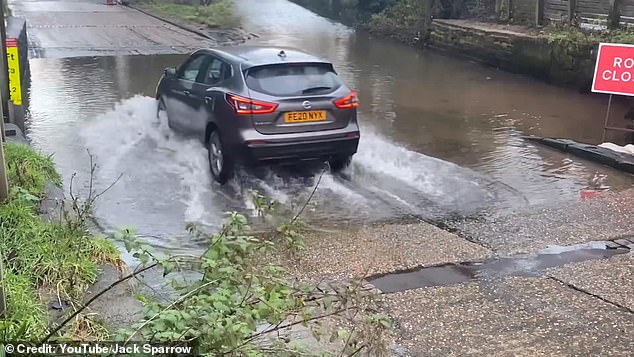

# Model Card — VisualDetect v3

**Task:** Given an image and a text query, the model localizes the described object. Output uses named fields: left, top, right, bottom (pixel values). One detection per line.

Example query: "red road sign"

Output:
left=592, top=43, right=634, bottom=96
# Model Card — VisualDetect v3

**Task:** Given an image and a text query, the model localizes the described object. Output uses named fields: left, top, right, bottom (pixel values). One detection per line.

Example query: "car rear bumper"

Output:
left=241, top=134, right=359, bottom=164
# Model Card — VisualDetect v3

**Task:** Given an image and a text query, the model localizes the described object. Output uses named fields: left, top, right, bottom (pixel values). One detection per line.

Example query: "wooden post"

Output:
left=602, top=94, right=614, bottom=143
left=0, top=87, right=8, bottom=203
left=0, top=133, right=7, bottom=203
left=0, top=255, right=6, bottom=318
left=568, top=0, right=576, bottom=23
left=423, top=0, right=434, bottom=41
left=536, top=0, right=545, bottom=25
left=0, top=57, right=8, bottom=203
left=0, top=0, right=11, bottom=125
left=507, top=0, right=513, bottom=20
left=608, top=0, right=622, bottom=29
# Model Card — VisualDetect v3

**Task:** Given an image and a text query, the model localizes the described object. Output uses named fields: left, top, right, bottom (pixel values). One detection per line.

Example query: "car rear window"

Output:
left=245, top=63, right=343, bottom=97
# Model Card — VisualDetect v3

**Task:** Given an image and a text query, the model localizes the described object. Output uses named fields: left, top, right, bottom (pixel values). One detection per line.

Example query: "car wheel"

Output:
left=208, top=130, right=233, bottom=184
left=157, top=98, right=174, bottom=128
left=328, top=155, right=352, bottom=172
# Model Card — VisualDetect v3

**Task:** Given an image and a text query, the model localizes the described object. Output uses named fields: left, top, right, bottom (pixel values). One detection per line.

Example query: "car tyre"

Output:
left=157, top=98, right=175, bottom=129
left=328, top=155, right=352, bottom=172
left=208, top=130, right=233, bottom=184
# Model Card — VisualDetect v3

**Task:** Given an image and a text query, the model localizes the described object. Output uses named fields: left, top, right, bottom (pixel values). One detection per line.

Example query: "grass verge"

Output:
left=1, top=143, right=123, bottom=341
left=139, top=0, right=239, bottom=29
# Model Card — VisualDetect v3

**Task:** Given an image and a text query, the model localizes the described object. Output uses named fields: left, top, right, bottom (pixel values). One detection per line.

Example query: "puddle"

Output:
left=369, top=241, right=631, bottom=294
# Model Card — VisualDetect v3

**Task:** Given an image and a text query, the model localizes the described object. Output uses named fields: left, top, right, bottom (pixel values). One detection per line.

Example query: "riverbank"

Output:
left=125, top=0, right=254, bottom=46
left=0, top=140, right=124, bottom=340
left=289, top=0, right=634, bottom=92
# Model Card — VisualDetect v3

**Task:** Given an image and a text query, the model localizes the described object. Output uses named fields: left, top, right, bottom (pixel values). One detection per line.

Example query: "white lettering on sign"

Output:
left=610, top=57, right=634, bottom=69
left=600, top=70, right=634, bottom=82
left=614, top=57, right=623, bottom=67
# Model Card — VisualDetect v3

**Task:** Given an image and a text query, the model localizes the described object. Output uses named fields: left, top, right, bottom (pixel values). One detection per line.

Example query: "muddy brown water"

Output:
left=24, top=0, right=634, bottom=256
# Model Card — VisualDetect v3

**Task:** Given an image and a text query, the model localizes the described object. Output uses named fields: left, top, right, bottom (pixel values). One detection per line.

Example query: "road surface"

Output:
left=9, top=0, right=217, bottom=58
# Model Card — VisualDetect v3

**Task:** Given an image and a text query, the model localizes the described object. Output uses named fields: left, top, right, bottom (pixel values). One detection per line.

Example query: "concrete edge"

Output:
left=432, top=19, right=539, bottom=39
left=4, top=123, right=27, bottom=145
left=524, top=136, right=634, bottom=174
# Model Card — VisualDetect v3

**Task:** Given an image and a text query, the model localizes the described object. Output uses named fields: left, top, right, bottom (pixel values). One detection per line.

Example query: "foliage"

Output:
left=541, top=23, right=634, bottom=51
left=141, top=0, right=239, bottom=28
left=0, top=148, right=123, bottom=341
left=0, top=272, right=48, bottom=340
left=3, top=143, right=61, bottom=197
left=114, top=202, right=391, bottom=355
left=355, top=0, right=399, bottom=15
left=368, top=0, right=426, bottom=36
left=249, top=190, right=280, bottom=219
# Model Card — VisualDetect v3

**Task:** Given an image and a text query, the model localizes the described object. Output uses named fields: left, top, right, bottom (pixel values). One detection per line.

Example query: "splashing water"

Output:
left=79, top=96, right=518, bottom=252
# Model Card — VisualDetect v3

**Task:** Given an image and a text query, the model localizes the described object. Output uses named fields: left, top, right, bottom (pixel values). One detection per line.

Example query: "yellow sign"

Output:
left=6, top=42, right=21, bottom=106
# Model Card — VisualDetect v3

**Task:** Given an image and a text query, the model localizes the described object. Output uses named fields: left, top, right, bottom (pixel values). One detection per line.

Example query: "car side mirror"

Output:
left=164, top=67, right=177, bottom=77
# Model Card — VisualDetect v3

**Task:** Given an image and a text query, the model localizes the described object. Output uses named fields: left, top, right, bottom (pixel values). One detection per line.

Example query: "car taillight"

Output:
left=334, top=91, right=359, bottom=109
left=226, top=94, right=278, bottom=115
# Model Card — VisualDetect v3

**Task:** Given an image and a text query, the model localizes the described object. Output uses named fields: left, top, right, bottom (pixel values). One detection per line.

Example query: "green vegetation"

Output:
left=538, top=23, right=634, bottom=58
left=368, top=0, right=426, bottom=38
left=291, top=0, right=398, bottom=26
left=0, top=143, right=122, bottom=341
left=542, top=25, right=634, bottom=46
left=1, top=272, right=47, bottom=340
left=4, top=143, right=61, bottom=197
left=1, top=144, right=391, bottom=352
left=140, top=0, right=239, bottom=29
left=108, top=195, right=391, bottom=355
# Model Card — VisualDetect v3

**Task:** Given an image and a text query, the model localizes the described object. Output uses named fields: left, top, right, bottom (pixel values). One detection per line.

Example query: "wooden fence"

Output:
left=460, top=0, right=634, bottom=28
left=541, top=0, right=634, bottom=28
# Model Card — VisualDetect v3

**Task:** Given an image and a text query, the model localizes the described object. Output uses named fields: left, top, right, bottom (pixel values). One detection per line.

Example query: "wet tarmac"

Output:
left=8, top=0, right=218, bottom=58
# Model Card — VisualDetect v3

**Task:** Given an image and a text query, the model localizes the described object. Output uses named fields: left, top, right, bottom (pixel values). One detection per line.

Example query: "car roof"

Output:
left=197, top=46, right=332, bottom=69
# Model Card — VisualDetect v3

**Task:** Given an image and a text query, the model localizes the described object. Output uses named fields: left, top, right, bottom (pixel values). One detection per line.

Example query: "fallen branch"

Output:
left=291, top=164, right=327, bottom=224
left=41, top=262, right=158, bottom=343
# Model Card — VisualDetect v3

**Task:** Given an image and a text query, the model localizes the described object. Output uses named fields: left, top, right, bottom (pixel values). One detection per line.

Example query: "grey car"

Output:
left=155, top=46, right=361, bottom=184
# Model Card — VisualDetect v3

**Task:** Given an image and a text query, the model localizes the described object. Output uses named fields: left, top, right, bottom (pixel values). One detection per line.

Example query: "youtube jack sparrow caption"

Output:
left=2, top=342, right=193, bottom=356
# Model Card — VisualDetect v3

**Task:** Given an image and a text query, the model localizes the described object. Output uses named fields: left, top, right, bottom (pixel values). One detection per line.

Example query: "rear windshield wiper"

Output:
left=301, top=86, right=333, bottom=94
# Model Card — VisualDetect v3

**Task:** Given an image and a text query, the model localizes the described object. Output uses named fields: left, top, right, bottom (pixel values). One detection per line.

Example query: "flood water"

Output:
left=369, top=241, right=631, bottom=294
left=24, top=0, right=634, bottom=254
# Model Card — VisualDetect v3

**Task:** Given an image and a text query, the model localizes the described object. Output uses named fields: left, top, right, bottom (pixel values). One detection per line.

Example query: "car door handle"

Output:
left=204, top=96, right=214, bottom=104
left=183, top=90, right=191, bottom=96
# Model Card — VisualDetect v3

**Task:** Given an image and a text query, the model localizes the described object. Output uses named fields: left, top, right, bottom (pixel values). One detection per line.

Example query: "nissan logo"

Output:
left=302, top=101, right=312, bottom=110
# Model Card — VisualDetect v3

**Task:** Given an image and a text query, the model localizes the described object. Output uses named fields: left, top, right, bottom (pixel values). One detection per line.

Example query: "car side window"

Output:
left=204, top=58, right=232, bottom=85
left=178, top=55, right=206, bottom=82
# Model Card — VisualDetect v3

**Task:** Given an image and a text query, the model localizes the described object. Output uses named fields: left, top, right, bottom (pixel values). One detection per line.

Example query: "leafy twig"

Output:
left=227, top=307, right=361, bottom=355
left=125, top=279, right=218, bottom=344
